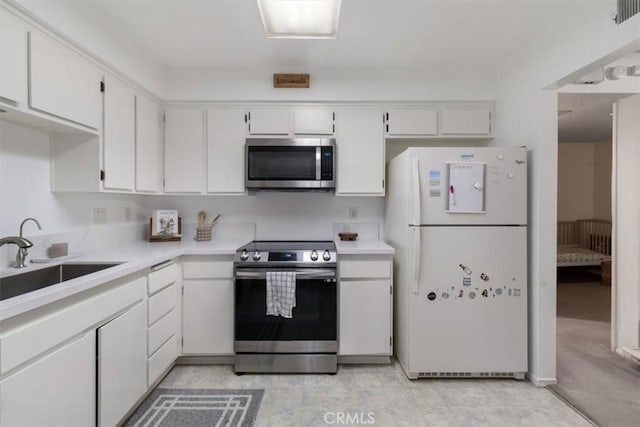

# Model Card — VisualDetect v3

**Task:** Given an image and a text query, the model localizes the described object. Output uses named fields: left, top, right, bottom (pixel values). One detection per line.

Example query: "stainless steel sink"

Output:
left=0, top=263, right=121, bottom=301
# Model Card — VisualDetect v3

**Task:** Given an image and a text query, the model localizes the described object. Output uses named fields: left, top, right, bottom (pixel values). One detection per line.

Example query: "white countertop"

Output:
left=0, top=239, right=247, bottom=322
left=334, top=239, right=395, bottom=255
left=0, top=238, right=395, bottom=322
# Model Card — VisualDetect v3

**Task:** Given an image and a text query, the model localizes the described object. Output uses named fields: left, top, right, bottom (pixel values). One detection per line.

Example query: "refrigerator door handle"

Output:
left=411, top=227, right=421, bottom=294
left=411, top=157, right=421, bottom=225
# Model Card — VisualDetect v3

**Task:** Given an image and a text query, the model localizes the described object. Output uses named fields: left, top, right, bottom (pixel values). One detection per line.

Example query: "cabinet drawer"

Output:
left=1, top=276, right=145, bottom=374
left=340, top=259, right=391, bottom=279
left=183, top=261, right=233, bottom=279
left=148, top=334, right=177, bottom=387
left=148, top=262, right=178, bottom=295
left=148, top=309, right=177, bottom=357
left=148, top=284, right=176, bottom=326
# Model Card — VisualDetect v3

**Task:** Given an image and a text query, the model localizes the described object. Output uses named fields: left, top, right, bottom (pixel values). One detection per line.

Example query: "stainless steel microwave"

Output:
left=245, top=138, right=336, bottom=191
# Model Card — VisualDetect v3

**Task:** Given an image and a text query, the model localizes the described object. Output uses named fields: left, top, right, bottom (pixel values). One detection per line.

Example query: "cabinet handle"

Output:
left=151, top=260, right=175, bottom=271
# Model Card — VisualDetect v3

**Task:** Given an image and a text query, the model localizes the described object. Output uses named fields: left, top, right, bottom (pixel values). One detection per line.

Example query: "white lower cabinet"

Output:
left=339, top=256, right=393, bottom=356
left=146, top=262, right=179, bottom=387
left=0, top=332, right=96, bottom=427
left=183, top=279, right=234, bottom=354
left=98, top=301, right=147, bottom=427
left=181, top=257, right=234, bottom=355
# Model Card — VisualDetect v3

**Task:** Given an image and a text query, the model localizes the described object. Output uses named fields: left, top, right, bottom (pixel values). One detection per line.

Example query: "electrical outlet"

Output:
left=124, top=206, right=131, bottom=222
left=348, top=206, right=359, bottom=221
left=93, top=207, right=107, bottom=225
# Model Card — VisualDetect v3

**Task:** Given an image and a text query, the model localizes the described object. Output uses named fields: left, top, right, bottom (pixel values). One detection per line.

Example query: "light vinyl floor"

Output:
left=159, top=360, right=590, bottom=427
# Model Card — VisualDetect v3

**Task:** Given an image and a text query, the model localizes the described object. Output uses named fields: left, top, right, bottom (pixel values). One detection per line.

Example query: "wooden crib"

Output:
left=557, top=219, right=612, bottom=284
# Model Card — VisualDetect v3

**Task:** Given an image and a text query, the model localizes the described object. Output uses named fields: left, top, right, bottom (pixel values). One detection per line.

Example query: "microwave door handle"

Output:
left=316, top=147, right=321, bottom=181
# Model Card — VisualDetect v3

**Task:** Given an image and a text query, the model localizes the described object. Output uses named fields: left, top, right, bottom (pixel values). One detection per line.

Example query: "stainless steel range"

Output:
left=234, top=241, right=337, bottom=373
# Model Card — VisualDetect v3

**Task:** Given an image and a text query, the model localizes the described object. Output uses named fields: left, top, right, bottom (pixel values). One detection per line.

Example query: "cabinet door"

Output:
left=0, top=332, right=95, bottom=427
left=103, top=73, right=135, bottom=191
left=0, top=8, right=27, bottom=105
left=207, top=108, right=246, bottom=193
left=183, top=279, right=234, bottom=354
left=164, top=108, right=204, bottom=193
left=293, top=108, right=334, bottom=135
left=440, top=108, right=491, bottom=135
left=339, top=280, right=392, bottom=356
left=248, top=108, right=289, bottom=135
left=335, top=108, right=385, bottom=195
left=98, top=302, right=147, bottom=427
left=136, top=94, right=161, bottom=192
left=28, top=30, right=102, bottom=129
left=386, top=109, right=438, bottom=136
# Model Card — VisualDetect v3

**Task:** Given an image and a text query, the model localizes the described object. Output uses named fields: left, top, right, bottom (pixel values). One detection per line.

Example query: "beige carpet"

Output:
left=551, top=268, right=640, bottom=427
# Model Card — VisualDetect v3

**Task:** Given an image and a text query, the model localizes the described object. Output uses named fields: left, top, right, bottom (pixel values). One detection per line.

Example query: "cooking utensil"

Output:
left=209, top=213, right=221, bottom=228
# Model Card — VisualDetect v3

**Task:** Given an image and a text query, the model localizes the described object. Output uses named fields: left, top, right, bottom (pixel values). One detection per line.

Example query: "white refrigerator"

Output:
left=385, top=147, right=527, bottom=379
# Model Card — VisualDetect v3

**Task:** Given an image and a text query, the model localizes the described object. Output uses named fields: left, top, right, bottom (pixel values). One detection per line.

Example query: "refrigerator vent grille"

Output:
left=616, top=0, right=640, bottom=23
left=418, top=372, right=516, bottom=378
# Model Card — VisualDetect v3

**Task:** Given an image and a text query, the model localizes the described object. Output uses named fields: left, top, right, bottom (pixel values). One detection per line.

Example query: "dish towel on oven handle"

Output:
left=266, top=271, right=297, bottom=318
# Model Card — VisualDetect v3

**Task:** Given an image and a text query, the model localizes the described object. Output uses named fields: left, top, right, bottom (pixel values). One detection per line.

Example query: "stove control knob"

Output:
left=240, top=250, right=249, bottom=261
left=323, top=250, right=332, bottom=262
left=310, top=250, right=319, bottom=261
left=252, top=251, right=261, bottom=261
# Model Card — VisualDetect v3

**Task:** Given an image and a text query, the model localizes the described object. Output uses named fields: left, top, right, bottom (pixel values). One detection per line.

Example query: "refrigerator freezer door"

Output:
left=407, top=226, right=527, bottom=375
left=408, top=147, right=527, bottom=225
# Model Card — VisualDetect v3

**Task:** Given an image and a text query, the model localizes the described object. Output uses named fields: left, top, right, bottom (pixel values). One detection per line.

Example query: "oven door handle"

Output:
left=235, top=269, right=336, bottom=280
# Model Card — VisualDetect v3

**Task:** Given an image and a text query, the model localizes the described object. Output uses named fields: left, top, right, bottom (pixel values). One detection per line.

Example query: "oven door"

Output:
left=234, top=268, right=337, bottom=353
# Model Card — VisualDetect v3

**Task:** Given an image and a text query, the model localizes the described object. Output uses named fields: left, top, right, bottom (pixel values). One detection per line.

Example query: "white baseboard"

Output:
left=527, top=372, right=558, bottom=387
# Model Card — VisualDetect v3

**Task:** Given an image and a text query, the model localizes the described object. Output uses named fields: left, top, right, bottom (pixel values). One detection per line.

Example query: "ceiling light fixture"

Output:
left=257, top=0, right=341, bottom=39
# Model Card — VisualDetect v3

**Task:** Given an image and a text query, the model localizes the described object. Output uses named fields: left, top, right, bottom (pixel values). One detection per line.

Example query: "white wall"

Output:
left=557, top=143, right=596, bottom=221
left=557, top=141, right=612, bottom=222
left=144, top=194, right=384, bottom=241
left=164, top=66, right=497, bottom=101
left=594, top=140, right=613, bottom=221
left=494, top=1, right=640, bottom=385
left=0, top=121, right=147, bottom=268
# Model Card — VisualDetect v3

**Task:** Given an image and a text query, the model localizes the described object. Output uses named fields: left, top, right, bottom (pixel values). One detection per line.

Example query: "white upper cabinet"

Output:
left=293, top=108, right=335, bottom=135
left=247, top=108, right=289, bottom=135
left=248, top=107, right=335, bottom=136
left=440, top=107, right=492, bottom=135
left=28, top=30, right=102, bottom=129
left=385, top=109, right=438, bottom=136
left=164, top=108, right=204, bottom=193
left=335, top=108, right=385, bottom=196
left=136, top=94, right=161, bottom=193
left=102, top=74, right=135, bottom=191
left=0, top=8, right=28, bottom=105
left=207, top=108, right=246, bottom=194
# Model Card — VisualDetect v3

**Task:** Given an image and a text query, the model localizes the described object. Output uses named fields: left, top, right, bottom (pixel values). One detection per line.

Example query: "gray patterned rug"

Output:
left=124, top=388, right=264, bottom=427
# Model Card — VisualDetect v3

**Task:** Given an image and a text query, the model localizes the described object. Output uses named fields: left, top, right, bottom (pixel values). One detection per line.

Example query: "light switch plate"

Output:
left=93, top=207, right=107, bottom=225
left=348, top=206, right=359, bottom=221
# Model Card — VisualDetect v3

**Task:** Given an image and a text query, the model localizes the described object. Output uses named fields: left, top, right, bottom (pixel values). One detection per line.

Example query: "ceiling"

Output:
left=58, top=0, right=575, bottom=72
left=558, top=93, right=631, bottom=143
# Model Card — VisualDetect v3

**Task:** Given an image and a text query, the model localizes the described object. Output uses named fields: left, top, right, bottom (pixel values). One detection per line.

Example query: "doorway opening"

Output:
left=553, top=86, right=640, bottom=426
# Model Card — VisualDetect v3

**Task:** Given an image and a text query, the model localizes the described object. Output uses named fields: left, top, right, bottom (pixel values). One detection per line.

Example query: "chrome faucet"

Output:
left=16, top=218, right=42, bottom=268
left=0, top=236, right=34, bottom=268
left=0, top=218, right=42, bottom=268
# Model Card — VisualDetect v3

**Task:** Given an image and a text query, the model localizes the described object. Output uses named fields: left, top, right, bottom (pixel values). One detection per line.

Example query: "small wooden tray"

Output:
left=149, top=217, right=182, bottom=242
left=339, top=232, right=358, bottom=241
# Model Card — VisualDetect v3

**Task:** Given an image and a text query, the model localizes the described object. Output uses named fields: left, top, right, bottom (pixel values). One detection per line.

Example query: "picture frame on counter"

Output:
left=149, top=210, right=182, bottom=242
